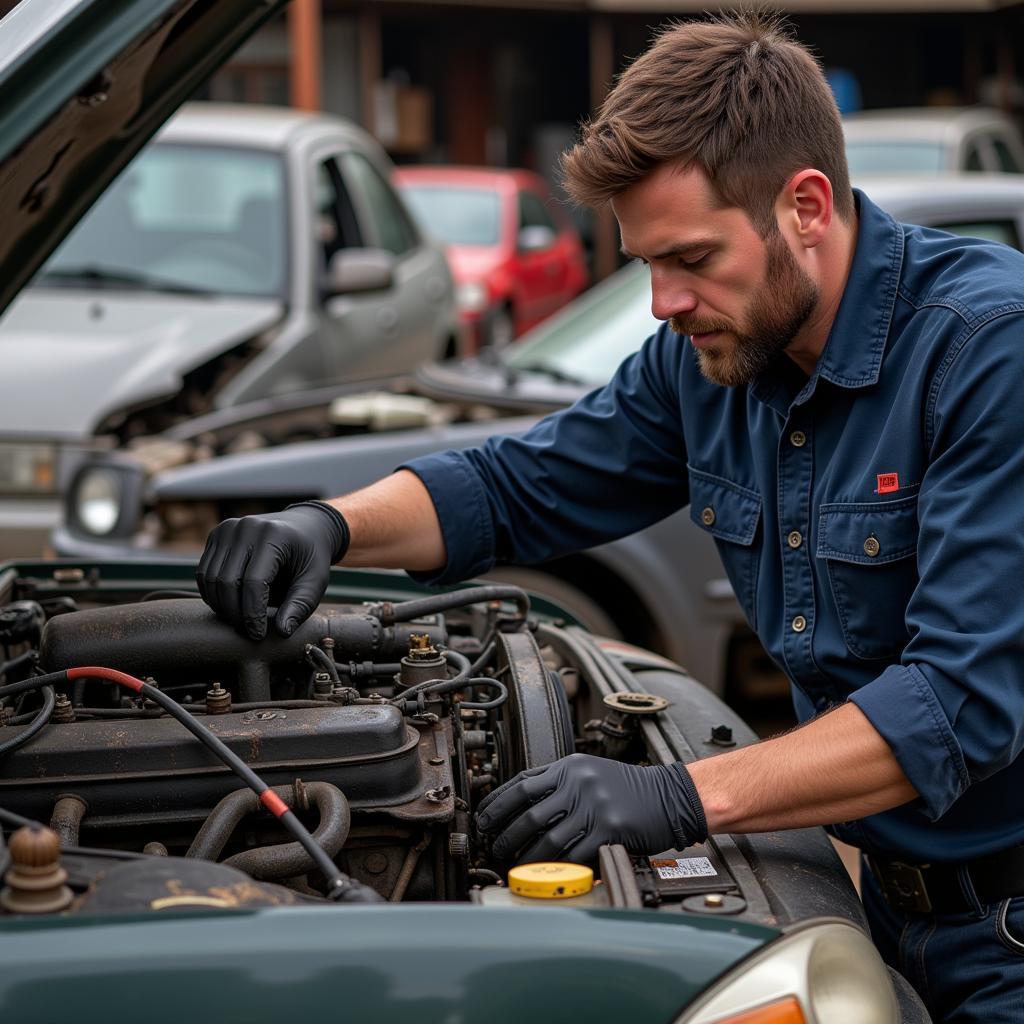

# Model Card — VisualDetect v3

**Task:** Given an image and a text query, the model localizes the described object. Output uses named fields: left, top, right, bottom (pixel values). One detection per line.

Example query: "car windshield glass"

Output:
left=503, top=261, right=658, bottom=386
left=845, top=141, right=945, bottom=175
left=399, top=185, right=501, bottom=246
left=36, top=143, right=287, bottom=299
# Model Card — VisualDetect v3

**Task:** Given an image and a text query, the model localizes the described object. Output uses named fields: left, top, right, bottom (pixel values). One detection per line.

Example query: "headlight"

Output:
left=0, top=443, right=56, bottom=493
left=76, top=469, right=123, bottom=536
left=455, top=280, right=489, bottom=313
left=676, top=920, right=899, bottom=1024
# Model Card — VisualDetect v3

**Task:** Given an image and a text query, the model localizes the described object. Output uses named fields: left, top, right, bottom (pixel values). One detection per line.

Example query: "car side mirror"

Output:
left=518, top=225, right=556, bottom=253
left=324, top=248, right=395, bottom=297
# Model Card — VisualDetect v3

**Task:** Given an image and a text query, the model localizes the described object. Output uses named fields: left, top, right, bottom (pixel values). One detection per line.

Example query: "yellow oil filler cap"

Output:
left=508, top=862, right=594, bottom=899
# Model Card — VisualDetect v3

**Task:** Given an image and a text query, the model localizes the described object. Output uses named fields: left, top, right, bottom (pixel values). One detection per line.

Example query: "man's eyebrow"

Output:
left=620, top=239, right=720, bottom=261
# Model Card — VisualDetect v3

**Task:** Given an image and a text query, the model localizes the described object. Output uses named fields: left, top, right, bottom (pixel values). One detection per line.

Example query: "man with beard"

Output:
left=197, top=13, right=1024, bottom=1020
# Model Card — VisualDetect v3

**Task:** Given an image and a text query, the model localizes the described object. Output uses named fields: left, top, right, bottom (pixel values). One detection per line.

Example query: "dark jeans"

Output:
left=861, top=858, right=1024, bottom=1022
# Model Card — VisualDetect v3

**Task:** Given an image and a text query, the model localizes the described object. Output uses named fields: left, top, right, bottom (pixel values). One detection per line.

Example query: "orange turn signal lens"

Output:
left=717, top=998, right=806, bottom=1024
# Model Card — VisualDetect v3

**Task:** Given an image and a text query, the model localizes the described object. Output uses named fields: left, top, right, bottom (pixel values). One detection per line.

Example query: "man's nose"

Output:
left=650, top=273, right=698, bottom=322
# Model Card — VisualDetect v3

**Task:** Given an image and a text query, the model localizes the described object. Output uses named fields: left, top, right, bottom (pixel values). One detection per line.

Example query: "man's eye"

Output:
left=681, top=252, right=711, bottom=268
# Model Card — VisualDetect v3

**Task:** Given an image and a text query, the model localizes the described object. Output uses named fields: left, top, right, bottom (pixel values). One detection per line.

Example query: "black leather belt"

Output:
left=866, top=846, right=1024, bottom=914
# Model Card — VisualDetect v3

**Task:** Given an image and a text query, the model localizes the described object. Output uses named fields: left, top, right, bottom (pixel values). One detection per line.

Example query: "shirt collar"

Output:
left=750, top=189, right=905, bottom=410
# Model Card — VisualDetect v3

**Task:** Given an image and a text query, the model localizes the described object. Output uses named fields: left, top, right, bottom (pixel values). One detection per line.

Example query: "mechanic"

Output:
left=196, top=13, right=1024, bottom=1020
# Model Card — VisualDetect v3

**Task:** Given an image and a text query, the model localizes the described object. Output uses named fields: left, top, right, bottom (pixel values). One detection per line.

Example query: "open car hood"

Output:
left=0, top=0, right=290, bottom=318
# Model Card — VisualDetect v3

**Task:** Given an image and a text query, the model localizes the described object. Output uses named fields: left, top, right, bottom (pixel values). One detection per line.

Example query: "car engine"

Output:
left=0, top=573, right=614, bottom=910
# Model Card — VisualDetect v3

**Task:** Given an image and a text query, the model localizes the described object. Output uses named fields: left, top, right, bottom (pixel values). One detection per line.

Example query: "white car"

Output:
left=844, top=106, right=1024, bottom=176
left=0, top=103, right=458, bottom=555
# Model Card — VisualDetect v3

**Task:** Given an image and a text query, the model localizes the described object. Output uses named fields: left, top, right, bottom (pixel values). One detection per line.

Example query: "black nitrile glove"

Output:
left=475, top=753, right=708, bottom=865
left=196, top=501, right=349, bottom=640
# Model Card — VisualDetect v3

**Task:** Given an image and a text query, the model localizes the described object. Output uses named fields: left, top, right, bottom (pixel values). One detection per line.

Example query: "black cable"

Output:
left=305, top=644, right=340, bottom=684
left=0, top=806, right=43, bottom=830
left=0, top=686, right=54, bottom=757
left=459, top=678, right=508, bottom=710
left=0, top=670, right=67, bottom=700
left=469, top=639, right=497, bottom=677
left=369, top=585, right=530, bottom=625
left=389, top=649, right=472, bottom=705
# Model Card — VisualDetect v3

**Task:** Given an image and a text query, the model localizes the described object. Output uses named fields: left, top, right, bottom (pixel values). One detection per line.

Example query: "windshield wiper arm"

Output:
left=37, top=265, right=212, bottom=296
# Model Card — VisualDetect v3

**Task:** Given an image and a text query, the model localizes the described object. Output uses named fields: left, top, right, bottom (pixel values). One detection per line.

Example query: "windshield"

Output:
left=845, top=140, right=946, bottom=175
left=399, top=185, right=502, bottom=246
left=504, top=261, right=658, bottom=386
left=37, top=143, right=287, bottom=299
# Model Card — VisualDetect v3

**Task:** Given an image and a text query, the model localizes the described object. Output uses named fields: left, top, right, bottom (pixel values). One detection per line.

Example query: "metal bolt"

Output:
left=704, top=893, right=725, bottom=908
left=428, top=756, right=445, bottom=766
left=709, top=724, right=736, bottom=747
left=205, top=682, right=231, bottom=715
left=51, top=694, right=75, bottom=724
left=364, top=852, right=389, bottom=875
left=448, top=833, right=470, bottom=858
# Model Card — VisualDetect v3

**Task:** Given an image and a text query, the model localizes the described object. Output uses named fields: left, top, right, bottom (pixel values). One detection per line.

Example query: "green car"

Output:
left=0, top=4, right=928, bottom=1022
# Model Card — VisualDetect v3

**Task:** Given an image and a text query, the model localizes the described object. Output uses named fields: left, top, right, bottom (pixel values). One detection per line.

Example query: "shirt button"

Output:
left=791, top=615, right=808, bottom=633
left=701, top=507, right=716, bottom=526
left=787, top=530, right=803, bottom=549
left=789, top=430, right=807, bottom=448
left=863, top=536, right=880, bottom=557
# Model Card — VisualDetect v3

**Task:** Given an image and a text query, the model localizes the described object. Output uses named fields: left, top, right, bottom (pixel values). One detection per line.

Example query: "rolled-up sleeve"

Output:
left=401, top=325, right=690, bottom=585
left=850, top=315, right=1024, bottom=819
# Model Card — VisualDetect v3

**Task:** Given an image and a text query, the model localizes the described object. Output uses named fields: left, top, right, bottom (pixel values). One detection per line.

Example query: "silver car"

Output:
left=0, top=102, right=459, bottom=554
left=54, top=175, right=1024, bottom=700
left=844, top=106, right=1024, bottom=176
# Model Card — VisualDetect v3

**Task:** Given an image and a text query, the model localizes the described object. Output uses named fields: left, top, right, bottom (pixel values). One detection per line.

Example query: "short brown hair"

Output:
left=561, top=11, right=854, bottom=233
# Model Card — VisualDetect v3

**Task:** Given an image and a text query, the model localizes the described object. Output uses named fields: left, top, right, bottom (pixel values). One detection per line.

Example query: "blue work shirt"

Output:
left=404, top=191, right=1024, bottom=863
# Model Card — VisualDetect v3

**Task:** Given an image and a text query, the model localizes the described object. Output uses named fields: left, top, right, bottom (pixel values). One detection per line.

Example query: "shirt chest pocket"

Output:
left=688, top=466, right=762, bottom=631
left=817, top=496, right=919, bottom=660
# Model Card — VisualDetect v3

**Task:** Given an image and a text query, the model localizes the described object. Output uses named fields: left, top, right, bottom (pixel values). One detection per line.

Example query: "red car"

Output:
left=394, top=166, right=589, bottom=350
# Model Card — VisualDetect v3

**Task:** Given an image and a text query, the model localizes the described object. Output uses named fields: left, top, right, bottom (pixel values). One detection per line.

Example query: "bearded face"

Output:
left=670, top=229, right=819, bottom=388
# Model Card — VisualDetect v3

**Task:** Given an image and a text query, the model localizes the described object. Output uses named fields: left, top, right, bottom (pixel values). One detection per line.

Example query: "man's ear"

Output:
left=777, top=169, right=832, bottom=249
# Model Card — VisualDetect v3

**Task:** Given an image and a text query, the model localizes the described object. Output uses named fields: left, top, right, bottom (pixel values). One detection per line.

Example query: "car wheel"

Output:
left=483, top=567, right=622, bottom=639
left=485, top=305, right=515, bottom=351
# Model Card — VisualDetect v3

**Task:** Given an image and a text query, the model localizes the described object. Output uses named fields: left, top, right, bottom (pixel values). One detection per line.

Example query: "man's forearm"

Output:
left=687, top=701, right=918, bottom=834
left=326, top=470, right=447, bottom=572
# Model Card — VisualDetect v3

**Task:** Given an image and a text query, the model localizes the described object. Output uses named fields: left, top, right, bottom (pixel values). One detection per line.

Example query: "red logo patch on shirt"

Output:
left=876, top=472, right=900, bottom=494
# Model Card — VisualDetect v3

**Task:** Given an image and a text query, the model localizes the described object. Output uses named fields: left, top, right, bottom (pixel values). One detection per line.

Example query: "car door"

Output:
left=337, top=150, right=449, bottom=372
left=307, top=153, right=395, bottom=382
left=514, top=189, right=570, bottom=330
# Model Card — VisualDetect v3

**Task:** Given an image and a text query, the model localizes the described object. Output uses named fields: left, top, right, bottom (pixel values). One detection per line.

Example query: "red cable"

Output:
left=66, top=666, right=144, bottom=694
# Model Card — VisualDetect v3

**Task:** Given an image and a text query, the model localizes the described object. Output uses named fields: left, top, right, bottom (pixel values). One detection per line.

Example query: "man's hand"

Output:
left=196, top=501, right=349, bottom=640
left=475, top=753, right=708, bottom=864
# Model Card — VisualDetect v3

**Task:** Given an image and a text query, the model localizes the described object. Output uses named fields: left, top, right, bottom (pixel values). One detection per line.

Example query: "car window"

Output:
left=845, top=141, right=945, bottom=175
left=504, top=261, right=657, bottom=386
left=339, top=152, right=417, bottom=256
left=964, top=144, right=985, bottom=171
left=992, top=137, right=1022, bottom=173
left=38, top=143, right=288, bottom=298
left=934, top=219, right=1022, bottom=249
left=315, top=158, right=363, bottom=265
left=518, top=190, right=557, bottom=232
left=399, top=185, right=502, bottom=246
